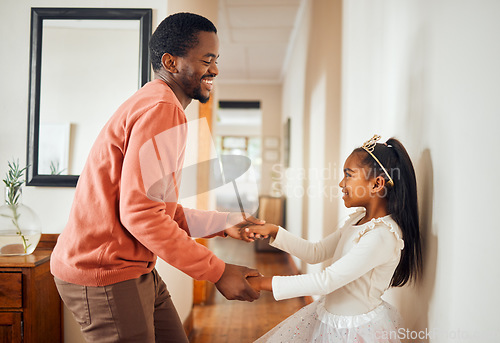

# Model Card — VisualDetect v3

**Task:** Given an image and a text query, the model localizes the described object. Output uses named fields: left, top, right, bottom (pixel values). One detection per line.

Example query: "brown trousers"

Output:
left=54, top=269, right=189, bottom=343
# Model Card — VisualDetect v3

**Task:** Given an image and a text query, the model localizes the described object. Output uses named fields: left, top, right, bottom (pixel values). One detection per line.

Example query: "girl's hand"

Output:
left=225, top=213, right=266, bottom=242
left=243, top=223, right=279, bottom=241
left=247, top=275, right=273, bottom=292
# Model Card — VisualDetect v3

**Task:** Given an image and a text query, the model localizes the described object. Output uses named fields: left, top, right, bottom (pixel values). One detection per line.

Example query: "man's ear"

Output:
left=161, top=53, right=178, bottom=73
left=372, top=176, right=386, bottom=193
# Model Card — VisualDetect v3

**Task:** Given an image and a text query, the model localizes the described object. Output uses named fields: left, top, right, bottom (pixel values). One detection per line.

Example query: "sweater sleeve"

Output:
left=269, top=227, right=343, bottom=264
left=174, top=204, right=229, bottom=238
left=272, top=226, right=401, bottom=301
left=181, top=207, right=229, bottom=238
left=119, top=103, right=225, bottom=283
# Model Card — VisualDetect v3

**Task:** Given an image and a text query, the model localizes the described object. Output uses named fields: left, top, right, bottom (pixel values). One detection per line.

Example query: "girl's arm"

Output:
left=272, top=226, right=403, bottom=301
left=247, top=275, right=273, bottom=292
left=246, top=224, right=343, bottom=265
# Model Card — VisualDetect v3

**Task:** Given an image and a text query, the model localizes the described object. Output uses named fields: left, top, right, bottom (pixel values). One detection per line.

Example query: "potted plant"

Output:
left=0, top=160, right=41, bottom=255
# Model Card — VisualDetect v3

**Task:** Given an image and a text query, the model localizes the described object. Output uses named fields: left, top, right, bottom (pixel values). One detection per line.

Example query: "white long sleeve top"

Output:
left=270, top=208, right=404, bottom=315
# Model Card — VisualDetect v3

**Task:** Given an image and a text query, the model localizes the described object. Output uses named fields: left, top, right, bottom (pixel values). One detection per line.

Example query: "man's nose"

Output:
left=209, top=61, right=218, bottom=76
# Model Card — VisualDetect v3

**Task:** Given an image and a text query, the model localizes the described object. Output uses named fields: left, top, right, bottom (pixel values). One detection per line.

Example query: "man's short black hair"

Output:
left=149, top=12, right=217, bottom=71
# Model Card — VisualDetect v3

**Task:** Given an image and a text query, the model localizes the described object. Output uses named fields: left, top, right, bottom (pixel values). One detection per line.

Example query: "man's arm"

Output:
left=173, top=203, right=228, bottom=237
left=177, top=206, right=265, bottom=241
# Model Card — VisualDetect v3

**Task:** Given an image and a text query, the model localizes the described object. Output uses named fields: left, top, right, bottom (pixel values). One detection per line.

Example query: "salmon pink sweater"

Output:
left=51, top=79, right=227, bottom=286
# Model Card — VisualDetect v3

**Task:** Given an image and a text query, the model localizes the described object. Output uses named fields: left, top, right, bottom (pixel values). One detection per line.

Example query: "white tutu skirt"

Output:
left=254, top=297, right=402, bottom=343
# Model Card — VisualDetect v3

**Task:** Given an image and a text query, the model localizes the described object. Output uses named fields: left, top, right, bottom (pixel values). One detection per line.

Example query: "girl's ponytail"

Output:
left=385, top=138, right=422, bottom=287
left=354, top=137, right=422, bottom=287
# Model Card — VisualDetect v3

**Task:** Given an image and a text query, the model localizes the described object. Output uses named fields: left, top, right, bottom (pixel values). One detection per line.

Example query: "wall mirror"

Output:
left=26, top=8, right=152, bottom=187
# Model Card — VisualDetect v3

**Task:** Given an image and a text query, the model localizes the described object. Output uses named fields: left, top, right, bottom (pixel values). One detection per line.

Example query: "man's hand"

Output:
left=225, top=212, right=265, bottom=242
left=215, top=263, right=261, bottom=302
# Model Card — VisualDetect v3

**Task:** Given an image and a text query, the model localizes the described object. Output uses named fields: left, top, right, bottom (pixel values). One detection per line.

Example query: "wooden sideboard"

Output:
left=0, top=234, right=62, bottom=343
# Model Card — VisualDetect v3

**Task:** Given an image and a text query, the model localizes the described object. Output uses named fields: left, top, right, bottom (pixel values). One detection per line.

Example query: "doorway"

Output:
left=214, top=101, right=262, bottom=214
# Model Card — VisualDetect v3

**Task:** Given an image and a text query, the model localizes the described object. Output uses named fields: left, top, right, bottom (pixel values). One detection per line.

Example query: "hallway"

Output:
left=190, top=237, right=311, bottom=343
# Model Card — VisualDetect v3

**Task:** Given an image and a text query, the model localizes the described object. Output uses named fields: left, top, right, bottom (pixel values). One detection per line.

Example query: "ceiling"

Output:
left=216, top=0, right=305, bottom=84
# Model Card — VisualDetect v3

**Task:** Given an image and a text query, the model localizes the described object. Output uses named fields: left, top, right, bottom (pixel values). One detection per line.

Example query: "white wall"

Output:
left=280, top=0, right=310, bottom=249
left=280, top=0, right=342, bottom=274
left=280, top=0, right=500, bottom=341
left=341, top=0, right=500, bottom=341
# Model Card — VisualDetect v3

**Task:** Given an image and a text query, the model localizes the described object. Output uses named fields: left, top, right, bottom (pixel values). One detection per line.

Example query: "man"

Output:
left=51, top=12, right=262, bottom=342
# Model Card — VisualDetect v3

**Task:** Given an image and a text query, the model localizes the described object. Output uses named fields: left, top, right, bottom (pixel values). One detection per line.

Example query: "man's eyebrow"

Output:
left=203, top=53, right=219, bottom=58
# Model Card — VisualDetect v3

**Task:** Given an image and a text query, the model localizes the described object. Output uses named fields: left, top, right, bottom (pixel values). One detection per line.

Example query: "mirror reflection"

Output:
left=39, top=20, right=140, bottom=176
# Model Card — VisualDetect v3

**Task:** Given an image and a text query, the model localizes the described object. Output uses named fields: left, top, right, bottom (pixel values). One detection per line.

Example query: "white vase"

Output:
left=0, top=187, right=41, bottom=256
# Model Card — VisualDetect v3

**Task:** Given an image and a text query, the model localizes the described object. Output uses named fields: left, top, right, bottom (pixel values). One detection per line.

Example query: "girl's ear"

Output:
left=161, top=53, right=178, bottom=73
left=371, top=176, right=386, bottom=193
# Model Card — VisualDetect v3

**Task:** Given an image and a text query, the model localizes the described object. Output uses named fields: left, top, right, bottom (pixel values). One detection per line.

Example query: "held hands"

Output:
left=225, top=212, right=266, bottom=242
left=240, top=223, right=280, bottom=242
left=247, top=275, right=273, bottom=292
left=215, top=263, right=261, bottom=302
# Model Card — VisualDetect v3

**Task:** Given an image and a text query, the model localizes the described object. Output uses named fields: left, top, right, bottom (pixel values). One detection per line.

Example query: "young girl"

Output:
left=246, top=135, right=422, bottom=343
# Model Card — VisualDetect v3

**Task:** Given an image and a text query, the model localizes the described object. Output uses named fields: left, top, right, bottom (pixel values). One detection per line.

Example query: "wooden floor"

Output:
left=189, top=237, right=310, bottom=343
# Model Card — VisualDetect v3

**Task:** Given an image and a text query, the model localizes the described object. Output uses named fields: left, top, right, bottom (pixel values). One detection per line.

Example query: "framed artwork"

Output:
left=283, top=118, right=291, bottom=167
left=264, top=150, right=279, bottom=162
left=38, top=122, right=70, bottom=175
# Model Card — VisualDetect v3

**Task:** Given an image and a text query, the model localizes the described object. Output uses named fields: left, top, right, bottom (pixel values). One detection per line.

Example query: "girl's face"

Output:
left=338, top=153, right=375, bottom=208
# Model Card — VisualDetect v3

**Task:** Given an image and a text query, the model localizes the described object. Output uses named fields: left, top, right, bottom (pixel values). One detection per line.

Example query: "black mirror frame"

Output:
left=26, top=7, right=152, bottom=187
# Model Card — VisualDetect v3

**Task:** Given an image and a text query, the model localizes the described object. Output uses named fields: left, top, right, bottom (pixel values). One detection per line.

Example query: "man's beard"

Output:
left=192, top=85, right=210, bottom=103
left=181, top=75, right=210, bottom=104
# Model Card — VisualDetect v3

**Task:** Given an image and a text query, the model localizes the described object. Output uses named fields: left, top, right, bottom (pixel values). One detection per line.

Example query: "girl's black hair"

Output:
left=149, top=12, right=217, bottom=71
left=353, top=137, right=422, bottom=287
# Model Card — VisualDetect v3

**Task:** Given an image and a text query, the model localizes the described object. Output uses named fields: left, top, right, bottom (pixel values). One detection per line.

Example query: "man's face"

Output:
left=175, top=31, right=219, bottom=103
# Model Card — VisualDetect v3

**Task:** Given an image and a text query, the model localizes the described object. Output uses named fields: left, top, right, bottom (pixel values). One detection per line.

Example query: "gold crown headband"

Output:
left=361, top=135, right=394, bottom=187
